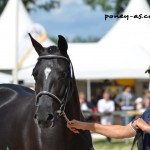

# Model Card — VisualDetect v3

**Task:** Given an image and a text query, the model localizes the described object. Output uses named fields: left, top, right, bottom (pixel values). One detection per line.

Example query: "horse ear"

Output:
left=28, top=33, right=44, bottom=55
left=58, top=35, right=68, bottom=55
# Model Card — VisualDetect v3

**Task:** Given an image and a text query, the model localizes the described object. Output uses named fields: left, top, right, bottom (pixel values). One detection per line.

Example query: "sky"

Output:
left=30, top=0, right=117, bottom=40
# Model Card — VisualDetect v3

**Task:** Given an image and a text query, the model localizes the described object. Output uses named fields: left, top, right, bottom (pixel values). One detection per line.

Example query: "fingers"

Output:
left=67, top=120, right=78, bottom=128
left=67, top=119, right=86, bottom=131
left=67, top=123, right=79, bottom=134
left=132, top=118, right=144, bottom=130
left=67, top=120, right=81, bottom=134
left=132, top=118, right=148, bottom=132
left=67, top=121, right=74, bottom=128
left=71, top=128, right=80, bottom=134
left=135, top=118, right=144, bottom=126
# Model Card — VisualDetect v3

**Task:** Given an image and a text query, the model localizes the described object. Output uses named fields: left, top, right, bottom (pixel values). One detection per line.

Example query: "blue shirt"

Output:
left=140, top=107, right=150, bottom=150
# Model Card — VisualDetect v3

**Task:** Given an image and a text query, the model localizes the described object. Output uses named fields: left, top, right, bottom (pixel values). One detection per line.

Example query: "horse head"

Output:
left=29, top=34, right=73, bottom=128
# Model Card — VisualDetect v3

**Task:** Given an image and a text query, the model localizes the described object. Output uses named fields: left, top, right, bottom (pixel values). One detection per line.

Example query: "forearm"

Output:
left=81, top=122, right=135, bottom=139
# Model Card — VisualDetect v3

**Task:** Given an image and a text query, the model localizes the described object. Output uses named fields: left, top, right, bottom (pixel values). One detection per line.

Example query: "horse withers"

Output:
left=0, top=34, right=94, bottom=150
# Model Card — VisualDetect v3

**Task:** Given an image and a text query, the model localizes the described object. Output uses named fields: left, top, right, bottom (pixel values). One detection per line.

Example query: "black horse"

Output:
left=0, top=34, right=94, bottom=150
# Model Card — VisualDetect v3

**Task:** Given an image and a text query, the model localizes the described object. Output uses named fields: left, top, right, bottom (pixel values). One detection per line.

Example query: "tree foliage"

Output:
left=83, top=0, right=150, bottom=14
left=49, top=36, right=100, bottom=44
left=0, top=0, right=59, bottom=15
left=71, top=36, right=100, bottom=43
left=1, top=0, right=150, bottom=16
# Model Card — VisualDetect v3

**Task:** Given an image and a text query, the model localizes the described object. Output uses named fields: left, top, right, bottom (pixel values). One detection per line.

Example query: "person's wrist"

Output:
left=91, top=123, right=97, bottom=132
left=82, top=122, right=93, bottom=131
left=130, top=122, right=137, bottom=133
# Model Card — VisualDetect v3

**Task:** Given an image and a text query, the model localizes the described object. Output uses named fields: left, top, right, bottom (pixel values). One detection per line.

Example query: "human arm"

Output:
left=67, top=120, right=136, bottom=139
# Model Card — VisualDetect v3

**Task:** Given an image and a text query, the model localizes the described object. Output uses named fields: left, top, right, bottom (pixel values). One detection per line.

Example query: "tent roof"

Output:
left=68, top=43, right=149, bottom=80
left=0, top=0, right=32, bottom=70
left=68, top=0, right=150, bottom=80
left=0, top=0, right=53, bottom=70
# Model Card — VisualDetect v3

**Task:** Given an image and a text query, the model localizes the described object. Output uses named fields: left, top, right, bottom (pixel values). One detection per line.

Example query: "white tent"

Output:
left=0, top=73, right=12, bottom=83
left=0, top=0, right=54, bottom=83
left=68, top=0, right=150, bottom=80
left=0, top=0, right=31, bottom=70
left=1, top=0, right=150, bottom=84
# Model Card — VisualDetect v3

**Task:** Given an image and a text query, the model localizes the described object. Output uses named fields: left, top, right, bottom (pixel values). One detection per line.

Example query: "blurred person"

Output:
left=79, top=92, right=92, bottom=122
left=79, top=92, right=89, bottom=111
left=135, top=97, right=144, bottom=112
left=97, top=91, right=115, bottom=143
left=115, top=86, right=134, bottom=125
left=115, top=86, right=134, bottom=111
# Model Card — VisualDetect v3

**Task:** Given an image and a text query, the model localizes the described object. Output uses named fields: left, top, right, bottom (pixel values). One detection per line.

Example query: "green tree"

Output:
left=71, top=36, right=100, bottom=43
left=83, top=0, right=150, bottom=14
left=0, top=0, right=60, bottom=15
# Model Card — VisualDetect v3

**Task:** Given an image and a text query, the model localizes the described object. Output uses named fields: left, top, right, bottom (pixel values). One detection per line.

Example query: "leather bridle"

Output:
left=35, top=55, right=73, bottom=123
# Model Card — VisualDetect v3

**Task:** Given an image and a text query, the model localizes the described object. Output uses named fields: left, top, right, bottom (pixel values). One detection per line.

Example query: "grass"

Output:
left=5, top=139, right=136, bottom=150
left=93, top=139, right=136, bottom=150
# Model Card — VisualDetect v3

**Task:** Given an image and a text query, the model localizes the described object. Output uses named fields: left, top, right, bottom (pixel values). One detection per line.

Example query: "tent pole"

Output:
left=87, top=80, right=91, bottom=102
left=13, top=0, right=19, bottom=84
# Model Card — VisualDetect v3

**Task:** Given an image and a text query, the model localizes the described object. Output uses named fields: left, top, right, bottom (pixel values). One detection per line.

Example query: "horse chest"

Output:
left=37, top=126, right=70, bottom=150
left=37, top=127, right=90, bottom=150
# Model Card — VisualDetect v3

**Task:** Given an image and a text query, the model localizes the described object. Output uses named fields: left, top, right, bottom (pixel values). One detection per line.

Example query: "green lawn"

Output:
left=93, top=139, right=136, bottom=150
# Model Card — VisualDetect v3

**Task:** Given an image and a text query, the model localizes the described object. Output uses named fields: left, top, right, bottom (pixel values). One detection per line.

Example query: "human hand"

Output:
left=67, top=120, right=86, bottom=134
left=132, top=118, right=150, bottom=132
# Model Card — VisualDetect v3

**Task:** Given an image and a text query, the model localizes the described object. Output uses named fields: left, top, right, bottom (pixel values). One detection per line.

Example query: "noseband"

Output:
left=35, top=55, right=73, bottom=123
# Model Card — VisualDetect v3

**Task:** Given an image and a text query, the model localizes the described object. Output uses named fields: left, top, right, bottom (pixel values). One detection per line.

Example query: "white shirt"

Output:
left=97, top=99, right=115, bottom=113
left=97, top=99, right=115, bottom=125
left=80, top=102, right=89, bottom=111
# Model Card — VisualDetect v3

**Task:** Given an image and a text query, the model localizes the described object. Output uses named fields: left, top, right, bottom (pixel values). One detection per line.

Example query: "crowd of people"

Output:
left=79, top=86, right=150, bottom=143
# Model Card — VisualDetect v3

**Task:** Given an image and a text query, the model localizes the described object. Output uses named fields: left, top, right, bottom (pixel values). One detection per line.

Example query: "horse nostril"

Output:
left=47, top=114, right=54, bottom=121
left=34, top=114, right=37, bottom=119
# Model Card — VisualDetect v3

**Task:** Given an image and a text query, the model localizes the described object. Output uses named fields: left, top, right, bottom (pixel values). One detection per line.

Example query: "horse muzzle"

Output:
left=34, top=113, right=55, bottom=128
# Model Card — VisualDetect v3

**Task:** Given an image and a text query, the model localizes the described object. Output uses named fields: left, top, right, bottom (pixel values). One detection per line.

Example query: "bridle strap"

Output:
left=38, top=55, right=70, bottom=63
left=36, top=91, right=62, bottom=105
